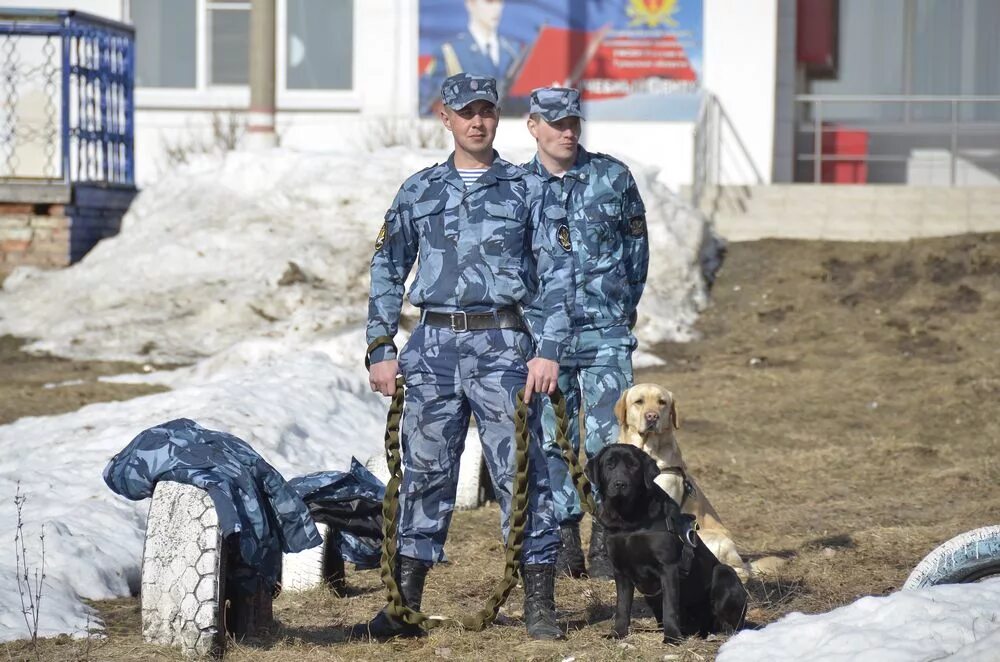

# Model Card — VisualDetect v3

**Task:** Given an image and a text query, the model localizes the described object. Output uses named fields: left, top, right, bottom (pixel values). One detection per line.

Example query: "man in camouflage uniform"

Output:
left=522, top=87, right=649, bottom=579
left=365, top=73, right=572, bottom=640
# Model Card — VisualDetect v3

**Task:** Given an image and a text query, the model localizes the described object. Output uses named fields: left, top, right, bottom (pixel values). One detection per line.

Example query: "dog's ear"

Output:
left=670, top=398, right=680, bottom=430
left=585, top=451, right=602, bottom=492
left=613, top=390, right=629, bottom=426
left=643, top=452, right=660, bottom=492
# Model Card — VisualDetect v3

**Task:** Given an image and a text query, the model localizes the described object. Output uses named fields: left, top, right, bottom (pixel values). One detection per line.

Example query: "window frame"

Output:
left=132, top=0, right=360, bottom=111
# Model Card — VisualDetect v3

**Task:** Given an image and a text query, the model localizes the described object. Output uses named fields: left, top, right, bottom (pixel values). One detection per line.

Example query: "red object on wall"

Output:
left=797, top=0, right=838, bottom=77
left=821, top=123, right=868, bottom=184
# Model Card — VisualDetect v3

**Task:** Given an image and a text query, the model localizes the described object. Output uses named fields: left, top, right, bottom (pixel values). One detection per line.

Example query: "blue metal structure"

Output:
left=0, top=8, right=134, bottom=187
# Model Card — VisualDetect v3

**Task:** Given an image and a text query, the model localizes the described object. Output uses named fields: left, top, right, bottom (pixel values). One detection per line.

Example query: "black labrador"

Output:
left=585, top=443, right=747, bottom=643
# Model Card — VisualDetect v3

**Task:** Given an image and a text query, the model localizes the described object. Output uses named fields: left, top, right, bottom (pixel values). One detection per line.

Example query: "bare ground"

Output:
left=3, top=233, right=1000, bottom=661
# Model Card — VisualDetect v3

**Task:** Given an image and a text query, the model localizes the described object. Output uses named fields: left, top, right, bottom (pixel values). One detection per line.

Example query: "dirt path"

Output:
left=3, top=233, right=999, bottom=661
left=0, top=335, right=167, bottom=425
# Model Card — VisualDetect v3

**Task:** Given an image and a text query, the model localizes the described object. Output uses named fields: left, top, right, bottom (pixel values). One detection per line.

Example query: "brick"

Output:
left=0, top=215, right=30, bottom=230
left=1, top=239, right=30, bottom=253
left=0, top=227, right=33, bottom=242
left=28, top=215, right=68, bottom=229
left=0, top=204, right=35, bottom=214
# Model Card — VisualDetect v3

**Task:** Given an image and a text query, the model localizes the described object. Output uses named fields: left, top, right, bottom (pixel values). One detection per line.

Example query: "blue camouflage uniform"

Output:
left=103, top=418, right=323, bottom=591
left=367, top=74, right=572, bottom=565
left=522, top=87, right=650, bottom=526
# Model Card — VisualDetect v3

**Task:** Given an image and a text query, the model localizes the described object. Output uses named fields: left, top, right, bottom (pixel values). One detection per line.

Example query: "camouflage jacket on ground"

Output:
left=103, top=418, right=322, bottom=588
left=523, top=146, right=649, bottom=331
left=367, top=152, right=573, bottom=363
left=287, top=458, right=385, bottom=570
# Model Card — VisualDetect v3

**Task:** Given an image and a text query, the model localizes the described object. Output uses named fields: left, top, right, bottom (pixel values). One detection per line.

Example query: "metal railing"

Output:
left=0, top=9, right=134, bottom=187
left=691, top=92, right=763, bottom=209
left=796, top=94, right=1000, bottom=186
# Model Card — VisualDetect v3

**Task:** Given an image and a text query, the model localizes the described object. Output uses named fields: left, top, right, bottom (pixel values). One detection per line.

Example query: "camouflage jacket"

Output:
left=367, top=152, right=573, bottom=363
left=523, top=147, right=649, bottom=331
left=287, top=458, right=385, bottom=570
left=103, top=418, right=322, bottom=589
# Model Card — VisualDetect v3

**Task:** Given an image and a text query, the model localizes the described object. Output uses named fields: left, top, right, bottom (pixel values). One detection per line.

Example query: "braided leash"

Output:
left=376, top=376, right=599, bottom=631
left=546, top=389, right=598, bottom=516
left=378, top=378, right=532, bottom=631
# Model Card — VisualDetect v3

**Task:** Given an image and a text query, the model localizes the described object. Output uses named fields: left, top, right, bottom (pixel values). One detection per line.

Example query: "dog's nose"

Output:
left=645, top=412, right=660, bottom=423
left=613, top=479, right=627, bottom=491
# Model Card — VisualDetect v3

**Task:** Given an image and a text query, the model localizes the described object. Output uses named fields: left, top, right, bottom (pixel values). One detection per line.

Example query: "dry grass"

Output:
left=4, top=234, right=1000, bottom=660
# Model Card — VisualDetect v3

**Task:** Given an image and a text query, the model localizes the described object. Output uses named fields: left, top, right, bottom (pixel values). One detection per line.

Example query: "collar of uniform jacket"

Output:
left=429, top=151, right=524, bottom=191
left=525, top=145, right=592, bottom=184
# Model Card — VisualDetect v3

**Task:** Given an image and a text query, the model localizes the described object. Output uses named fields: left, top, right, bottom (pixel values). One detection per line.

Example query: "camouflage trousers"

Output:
left=396, top=322, right=560, bottom=564
left=541, top=328, right=635, bottom=525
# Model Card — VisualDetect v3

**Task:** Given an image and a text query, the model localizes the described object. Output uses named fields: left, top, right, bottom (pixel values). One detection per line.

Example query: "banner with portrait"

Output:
left=418, top=0, right=704, bottom=120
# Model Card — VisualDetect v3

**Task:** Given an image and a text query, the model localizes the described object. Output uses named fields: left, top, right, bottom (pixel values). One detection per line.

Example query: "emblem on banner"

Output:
left=375, top=222, right=387, bottom=251
left=627, top=0, right=680, bottom=28
left=558, top=225, right=572, bottom=252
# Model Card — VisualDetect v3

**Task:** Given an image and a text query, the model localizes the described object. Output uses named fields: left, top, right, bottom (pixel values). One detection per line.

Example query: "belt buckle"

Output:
left=450, top=311, right=468, bottom=332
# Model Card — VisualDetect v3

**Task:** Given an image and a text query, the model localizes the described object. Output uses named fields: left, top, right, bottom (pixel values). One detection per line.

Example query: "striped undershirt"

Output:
left=456, top=167, right=489, bottom=187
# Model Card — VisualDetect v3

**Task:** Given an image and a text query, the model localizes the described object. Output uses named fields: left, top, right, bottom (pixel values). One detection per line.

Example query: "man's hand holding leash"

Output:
left=370, top=360, right=399, bottom=397
left=524, top=357, right=558, bottom=403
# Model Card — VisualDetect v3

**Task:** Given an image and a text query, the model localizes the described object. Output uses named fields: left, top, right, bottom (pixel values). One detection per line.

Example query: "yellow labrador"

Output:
left=614, top=383, right=752, bottom=578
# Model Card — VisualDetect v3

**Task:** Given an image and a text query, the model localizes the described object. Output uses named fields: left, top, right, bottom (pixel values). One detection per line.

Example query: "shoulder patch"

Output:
left=558, top=224, right=572, bottom=252
left=374, top=222, right=387, bottom=251
left=629, top=215, right=646, bottom=237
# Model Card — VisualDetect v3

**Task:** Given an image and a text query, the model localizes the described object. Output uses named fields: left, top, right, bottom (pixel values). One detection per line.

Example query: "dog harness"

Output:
left=659, top=465, right=697, bottom=510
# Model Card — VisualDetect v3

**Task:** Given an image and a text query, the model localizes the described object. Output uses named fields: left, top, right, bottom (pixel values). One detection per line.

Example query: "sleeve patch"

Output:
left=374, top=222, right=388, bottom=251
left=629, top=215, right=646, bottom=237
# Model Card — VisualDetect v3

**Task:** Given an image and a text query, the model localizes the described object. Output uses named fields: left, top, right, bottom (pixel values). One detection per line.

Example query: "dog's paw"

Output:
left=604, top=629, right=628, bottom=640
left=662, top=628, right=683, bottom=645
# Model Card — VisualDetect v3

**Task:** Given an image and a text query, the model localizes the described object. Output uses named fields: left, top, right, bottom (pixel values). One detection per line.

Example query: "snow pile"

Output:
left=0, top=146, right=712, bottom=364
left=718, top=579, right=1000, bottom=661
left=0, top=331, right=389, bottom=641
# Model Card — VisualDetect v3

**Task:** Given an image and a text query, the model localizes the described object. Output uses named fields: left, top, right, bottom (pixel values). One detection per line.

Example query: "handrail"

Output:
left=795, top=94, right=1000, bottom=186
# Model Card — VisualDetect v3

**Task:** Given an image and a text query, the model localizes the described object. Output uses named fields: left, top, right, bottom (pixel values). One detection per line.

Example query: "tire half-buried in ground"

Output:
left=904, top=525, right=1000, bottom=589
left=141, top=482, right=273, bottom=657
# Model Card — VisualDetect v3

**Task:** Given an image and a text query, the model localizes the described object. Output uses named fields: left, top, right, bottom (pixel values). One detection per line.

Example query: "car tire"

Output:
left=903, top=525, right=1000, bottom=589
left=280, top=523, right=346, bottom=594
left=141, top=481, right=273, bottom=657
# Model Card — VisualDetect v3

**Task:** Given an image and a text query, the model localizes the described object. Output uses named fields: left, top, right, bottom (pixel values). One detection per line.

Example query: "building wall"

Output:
left=1, top=0, right=788, bottom=192
left=704, top=0, right=781, bottom=185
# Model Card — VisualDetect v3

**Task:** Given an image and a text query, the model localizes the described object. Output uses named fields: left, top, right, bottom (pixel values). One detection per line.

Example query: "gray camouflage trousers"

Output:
left=396, top=322, right=560, bottom=564
left=542, top=328, right=635, bottom=525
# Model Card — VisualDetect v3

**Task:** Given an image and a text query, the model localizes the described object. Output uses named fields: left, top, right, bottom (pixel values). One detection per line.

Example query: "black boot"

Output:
left=555, top=523, right=587, bottom=578
left=522, top=564, right=565, bottom=640
left=587, top=519, right=614, bottom=579
left=361, top=556, right=431, bottom=640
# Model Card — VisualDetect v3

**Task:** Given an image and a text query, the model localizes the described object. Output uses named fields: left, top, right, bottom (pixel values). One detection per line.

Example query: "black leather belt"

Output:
left=422, top=308, right=525, bottom=332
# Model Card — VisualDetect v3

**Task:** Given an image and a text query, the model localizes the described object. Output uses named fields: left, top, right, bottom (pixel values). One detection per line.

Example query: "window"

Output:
left=811, top=0, right=1000, bottom=121
left=132, top=0, right=197, bottom=88
left=209, top=1, right=250, bottom=85
left=286, top=0, right=354, bottom=91
left=130, top=0, right=357, bottom=106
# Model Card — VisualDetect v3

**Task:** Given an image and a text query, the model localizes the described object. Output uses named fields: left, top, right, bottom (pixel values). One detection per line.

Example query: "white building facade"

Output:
left=4, top=0, right=998, bottom=191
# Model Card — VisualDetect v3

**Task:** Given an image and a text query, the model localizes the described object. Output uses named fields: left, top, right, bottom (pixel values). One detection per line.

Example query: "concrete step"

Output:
left=690, top=185, right=1000, bottom=242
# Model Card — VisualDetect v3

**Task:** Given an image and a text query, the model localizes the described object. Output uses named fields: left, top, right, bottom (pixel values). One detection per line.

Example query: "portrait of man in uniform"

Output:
left=419, top=0, right=528, bottom=114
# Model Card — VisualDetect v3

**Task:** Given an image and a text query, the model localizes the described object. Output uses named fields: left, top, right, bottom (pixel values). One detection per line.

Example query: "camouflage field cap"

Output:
left=441, top=73, right=499, bottom=110
left=529, top=87, right=584, bottom=122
